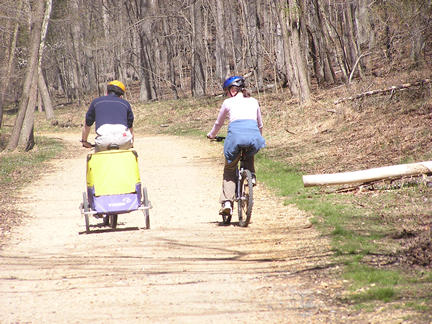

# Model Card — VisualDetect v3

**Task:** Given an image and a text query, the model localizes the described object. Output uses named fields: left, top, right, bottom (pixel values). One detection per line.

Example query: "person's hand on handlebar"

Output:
left=80, top=139, right=93, bottom=148
left=207, top=134, right=225, bottom=142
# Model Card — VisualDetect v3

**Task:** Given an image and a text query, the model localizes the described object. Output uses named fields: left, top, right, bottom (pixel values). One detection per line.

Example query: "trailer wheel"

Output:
left=82, top=192, right=90, bottom=234
left=143, top=187, right=150, bottom=229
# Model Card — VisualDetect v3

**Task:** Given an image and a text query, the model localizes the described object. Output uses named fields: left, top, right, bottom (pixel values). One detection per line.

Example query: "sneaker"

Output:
left=219, top=201, right=232, bottom=215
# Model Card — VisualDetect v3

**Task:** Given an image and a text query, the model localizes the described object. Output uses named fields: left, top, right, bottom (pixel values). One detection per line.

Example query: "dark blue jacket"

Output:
left=85, top=93, right=134, bottom=130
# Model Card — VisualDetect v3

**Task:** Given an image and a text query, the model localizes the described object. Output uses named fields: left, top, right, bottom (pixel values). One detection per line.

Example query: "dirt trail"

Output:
left=0, top=134, right=341, bottom=323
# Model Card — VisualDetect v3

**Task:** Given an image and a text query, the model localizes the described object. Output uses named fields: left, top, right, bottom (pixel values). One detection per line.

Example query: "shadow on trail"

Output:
left=78, top=226, right=141, bottom=235
left=209, top=221, right=253, bottom=227
left=153, top=237, right=285, bottom=264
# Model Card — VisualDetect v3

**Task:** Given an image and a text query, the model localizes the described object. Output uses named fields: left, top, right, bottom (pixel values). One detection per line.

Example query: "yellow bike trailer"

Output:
left=80, top=149, right=151, bottom=233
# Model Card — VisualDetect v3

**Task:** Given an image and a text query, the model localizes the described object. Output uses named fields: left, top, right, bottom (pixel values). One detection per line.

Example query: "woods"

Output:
left=0, top=0, right=431, bottom=151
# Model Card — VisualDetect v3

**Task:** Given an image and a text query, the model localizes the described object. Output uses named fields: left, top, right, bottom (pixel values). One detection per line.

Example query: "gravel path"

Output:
left=0, top=134, right=343, bottom=323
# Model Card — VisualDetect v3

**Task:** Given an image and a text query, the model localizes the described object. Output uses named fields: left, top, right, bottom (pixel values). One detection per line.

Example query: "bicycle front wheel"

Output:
left=238, top=169, right=253, bottom=227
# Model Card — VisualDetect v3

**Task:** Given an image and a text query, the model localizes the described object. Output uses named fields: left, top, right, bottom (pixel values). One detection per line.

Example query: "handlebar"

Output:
left=209, top=136, right=225, bottom=142
left=80, top=140, right=95, bottom=148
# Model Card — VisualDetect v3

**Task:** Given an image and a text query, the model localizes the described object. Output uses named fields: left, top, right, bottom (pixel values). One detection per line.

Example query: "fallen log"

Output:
left=302, top=161, right=432, bottom=187
left=334, top=78, right=431, bottom=104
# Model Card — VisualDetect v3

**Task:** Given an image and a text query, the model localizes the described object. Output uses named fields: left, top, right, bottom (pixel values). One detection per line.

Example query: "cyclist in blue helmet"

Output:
left=222, top=76, right=245, bottom=91
left=207, top=76, right=266, bottom=217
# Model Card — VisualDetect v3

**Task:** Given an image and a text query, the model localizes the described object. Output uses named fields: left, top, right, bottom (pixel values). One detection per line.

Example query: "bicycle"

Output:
left=211, top=136, right=254, bottom=227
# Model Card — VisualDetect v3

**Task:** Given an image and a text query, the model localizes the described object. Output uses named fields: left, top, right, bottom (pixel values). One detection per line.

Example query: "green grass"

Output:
left=0, top=136, right=64, bottom=189
left=350, top=287, right=396, bottom=303
left=406, top=301, right=430, bottom=312
left=424, top=271, right=432, bottom=282
left=345, top=263, right=403, bottom=286
left=254, top=151, right=429, bottom=309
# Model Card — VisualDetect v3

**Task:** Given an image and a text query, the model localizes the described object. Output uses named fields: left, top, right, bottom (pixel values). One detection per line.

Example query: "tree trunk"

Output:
left=214, top=0, right=227, bottom=83
left=69, top=0, right=83, bottom=103
left=19, top=73, right=38, bottom=150
left=320, top=1, right=348, bottom=82
left=138, top=34, right=153, bottom=101
left=240, top=0, right=263, bottom=89
left=228, top=2, right=243, bottom=73
left=356, top=0, right=374, bottom=51
left=343, top=2, right=364, bottom=79
left=190, top=0, right=206, bottom=96
left=271, top=0, right=288, bottom=88
left=309, top=0, right=335, bottom=84
left=0, top=0, right=23, bottom=128
left=19, top=0, right=53, bottom=150
left=37, top=88, right=42, bottom=113
left=161, top=6, right=179, bottom=99
left=274, top=0, right=297, bottom=96
left=6, top=0, right=45, bottom=151
left=39, top=0, right=54, bottom=120
left=409, top=1, right=424, bottom=65
left=38, top=72, right=54, bottom=120
left=125, top=0, right=157, bottom=102
left=286, top=0, right=311, bottom=104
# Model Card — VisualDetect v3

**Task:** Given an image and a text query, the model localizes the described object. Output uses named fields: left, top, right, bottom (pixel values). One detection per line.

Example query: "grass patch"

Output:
left=0, top=136, right=64, bottom=245
left=350, top=287, right=396, bottom=303
left=254, top=150, right=431, bottom=313
left=256, top=153, right=381, bottom=257
left=344, top=263, right=403, bottom=287
left=405, top=301, right=430, bottom=312
left=0, top=136, right=64, bottom=189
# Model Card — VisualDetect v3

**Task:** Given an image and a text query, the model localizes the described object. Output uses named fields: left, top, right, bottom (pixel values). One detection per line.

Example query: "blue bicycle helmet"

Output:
left=222, top=76, right=245, bottom=90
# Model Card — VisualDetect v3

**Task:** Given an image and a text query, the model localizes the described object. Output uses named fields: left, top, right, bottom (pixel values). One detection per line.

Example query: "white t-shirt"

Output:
left=208, top=93, right=263, bottom=138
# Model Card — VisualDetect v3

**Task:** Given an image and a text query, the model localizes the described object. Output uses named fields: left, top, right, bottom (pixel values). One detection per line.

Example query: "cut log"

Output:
left=303, top=161, right=432, bottom=187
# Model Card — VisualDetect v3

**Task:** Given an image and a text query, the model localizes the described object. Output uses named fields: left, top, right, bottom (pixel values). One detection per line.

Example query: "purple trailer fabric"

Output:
left=93, top=193, right=139, bottom=214
left=88, top=183, right=142, bottom=214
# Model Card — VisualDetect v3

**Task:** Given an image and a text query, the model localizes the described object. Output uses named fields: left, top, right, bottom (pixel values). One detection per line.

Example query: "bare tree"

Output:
left=18, top=0, right=53, bottom=150
left=125, top=0, right=158, bottom=101
left=68, top=0, right=84, bottom=102
left=6, top=0, right=45, bottom=151
left=240, top=0, right=264, bottom=89
left=1, top=0, right=432, bottom=120
left=190, top=0, right=206, bottom=96
left=214, top=0, right=228, bottom=83
left=0, top=0, right=23, bottom=128
left=39, top=0, right=54, bottom=120
left=160, top=0, right=180, bottom=99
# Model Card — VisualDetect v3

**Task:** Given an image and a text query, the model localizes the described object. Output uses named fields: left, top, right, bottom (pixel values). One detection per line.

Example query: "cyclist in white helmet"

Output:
left=207, top=76, right=266, bottom=216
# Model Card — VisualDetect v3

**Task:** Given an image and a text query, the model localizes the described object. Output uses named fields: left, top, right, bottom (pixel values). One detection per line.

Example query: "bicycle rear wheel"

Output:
left=238, top=169, right=253, bottom=227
